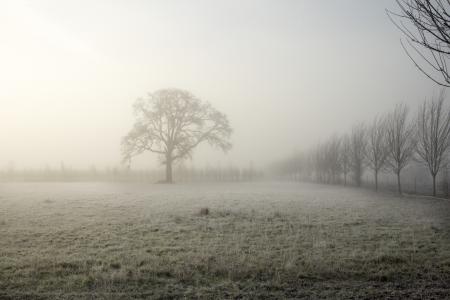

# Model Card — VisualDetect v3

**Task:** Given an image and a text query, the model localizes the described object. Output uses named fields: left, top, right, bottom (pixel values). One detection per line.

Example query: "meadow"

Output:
left=0, top=181, right=449, bottom=299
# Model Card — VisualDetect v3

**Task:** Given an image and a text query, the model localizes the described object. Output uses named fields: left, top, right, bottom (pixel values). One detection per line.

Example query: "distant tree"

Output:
left=279, top=153, right=304, bottom=180
left=349, top=124, right=367, bottom=187
left=122, top=88, right=232, bottom=183
left=340, top=134, right=351, bottom=185
left=416, top=90, right=450, bottom=196
left=313, top=143, right=327, bottom=183
left=313, top=140, right=338, bottom=183
left=388, top=0, right=450, bottom=86
left=304, top=152, right=314, bottom=181
left=442, top=161, right=450, bottom=197
left=366, top=117, right=389, bottom=191
left=326, top=135, right=342, bottom=184
left=386, top=104, right=417, bottom=194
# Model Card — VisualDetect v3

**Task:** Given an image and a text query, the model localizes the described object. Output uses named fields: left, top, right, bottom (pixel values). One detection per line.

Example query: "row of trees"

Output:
left=276, top=91, right=450, bottom=197
left=0, top=164, right=263, bottom=183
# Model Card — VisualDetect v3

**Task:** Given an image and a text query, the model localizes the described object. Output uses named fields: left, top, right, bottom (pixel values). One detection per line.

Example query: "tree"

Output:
left=416, top=90, right=450, bottom=196
left=386, top=104, right=417, bottom=194
left=340, top=134, right=351, bottom=185
left=366, top=116, right=389, bottom=191
left=313, top=143, right=327, bottom=183
left=122, top=88, right=232, bottom=183
left=388, top=0, right=450, bottom=86
left=349, top=124, right=367, bottom=187
left=325, top=135, right=342, bottom=184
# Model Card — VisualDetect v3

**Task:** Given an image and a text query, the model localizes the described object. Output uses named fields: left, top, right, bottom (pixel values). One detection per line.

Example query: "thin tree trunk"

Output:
left=414, top=176, right=417, bottom=194
left=397, top=171, right=402, bottom=195
left=165, top=158, right=173, bottom=183
left=432, top=174, right=436, bottom=197
left=356, top=170, right=362, bottom=187
left=375, top=169, right=378, bottom=192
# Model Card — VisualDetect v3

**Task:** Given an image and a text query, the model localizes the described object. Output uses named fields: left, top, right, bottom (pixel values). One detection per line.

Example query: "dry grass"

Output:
left=0, top=182, right=449, bottom=299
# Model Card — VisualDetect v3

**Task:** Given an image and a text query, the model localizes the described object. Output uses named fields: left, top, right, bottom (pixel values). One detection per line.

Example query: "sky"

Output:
left=0, top=0, right=440, bottom=170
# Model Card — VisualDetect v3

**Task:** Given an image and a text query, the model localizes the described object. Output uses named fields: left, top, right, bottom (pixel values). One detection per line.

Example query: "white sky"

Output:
left=0, top=0, right=439, bottom=170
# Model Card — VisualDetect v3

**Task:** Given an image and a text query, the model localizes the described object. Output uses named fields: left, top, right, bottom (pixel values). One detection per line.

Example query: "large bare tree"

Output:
left=416, top=90, right=450, bottom=196
left=366, top=117, right=389, bottom=191
left=349, top=124, right=367, bottom=187
left=388, top=0, right=450, bottom=86
left=122, top=89, right=232, bottom=183
left=386, top=104, right=417, bottom=194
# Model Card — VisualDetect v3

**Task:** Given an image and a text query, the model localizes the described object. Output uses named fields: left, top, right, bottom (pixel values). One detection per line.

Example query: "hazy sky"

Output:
left=0, top=0, right=439, bottom=170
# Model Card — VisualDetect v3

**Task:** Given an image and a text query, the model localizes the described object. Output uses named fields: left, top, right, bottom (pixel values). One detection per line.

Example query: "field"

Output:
left=0, top=182, right=449, bottom=299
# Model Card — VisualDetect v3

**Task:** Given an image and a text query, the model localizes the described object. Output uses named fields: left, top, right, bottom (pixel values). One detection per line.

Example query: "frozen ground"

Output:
left=0, top=181, right=449, bottom=299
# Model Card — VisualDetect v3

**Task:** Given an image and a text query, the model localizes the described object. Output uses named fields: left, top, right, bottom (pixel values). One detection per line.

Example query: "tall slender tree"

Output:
left=416, top=90, right=450, bottom=196
left=349, top=124, right=367, bottom=187
left=327, top=135, right=342, bottom=184
left=386, top=104, right=416, bottom=194
left=366, top=117, right=389, bottom=191
left=340, top=134, right=351, bottom=185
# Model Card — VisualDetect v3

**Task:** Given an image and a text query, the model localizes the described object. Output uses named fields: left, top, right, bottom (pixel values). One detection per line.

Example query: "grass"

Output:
left=0, top=181, right=449, bottom=299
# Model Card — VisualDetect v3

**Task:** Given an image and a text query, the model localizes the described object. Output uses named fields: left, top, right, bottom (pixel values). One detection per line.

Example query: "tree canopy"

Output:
left=122, top=88, right=232, bottom=183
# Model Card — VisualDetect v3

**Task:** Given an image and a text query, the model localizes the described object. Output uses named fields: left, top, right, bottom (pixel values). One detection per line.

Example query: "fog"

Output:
left=0, top=0, right=438, bottom=170
left=3, top=2, right=450, bottom=297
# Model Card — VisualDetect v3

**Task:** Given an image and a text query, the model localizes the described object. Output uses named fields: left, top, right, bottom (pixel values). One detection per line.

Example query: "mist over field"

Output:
left=1, top=1, right=450, bottom=299
left=0, top=0, right=438, bottom=171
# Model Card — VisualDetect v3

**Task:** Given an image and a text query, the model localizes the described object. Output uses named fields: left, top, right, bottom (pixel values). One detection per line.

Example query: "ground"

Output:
left=0, top=181, right=449, bottom=299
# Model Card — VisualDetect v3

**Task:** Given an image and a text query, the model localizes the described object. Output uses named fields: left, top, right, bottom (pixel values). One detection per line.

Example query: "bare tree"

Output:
left=275, top=152, right=304, bottom=181
left=313, top=142, right=327, bottom=183
left=366, top=117, right=389, bottom=191
left=340, top=134, right=351, bottom=185
left=349, top=124, right=367, bottom=187
left=313, top=136, right=342, bottom=184
left=442, top=161, right=450, bottom=197
left=326, top=135, right=342, bottom=184
left=122, top=88, right=232, bottom=183
left=416, top=90, right=450, bottom=196
left=388, top=0, right=450, bottom=86
left=386, top=104, right=417, bottom=194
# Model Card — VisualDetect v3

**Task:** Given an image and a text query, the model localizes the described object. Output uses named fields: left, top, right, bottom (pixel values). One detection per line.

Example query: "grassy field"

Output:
left=0, top=182, right=449, bottom=299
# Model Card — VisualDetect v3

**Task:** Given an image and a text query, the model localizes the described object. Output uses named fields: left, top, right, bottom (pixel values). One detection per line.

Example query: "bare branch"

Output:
left=388, top=0, right=450, bottom=86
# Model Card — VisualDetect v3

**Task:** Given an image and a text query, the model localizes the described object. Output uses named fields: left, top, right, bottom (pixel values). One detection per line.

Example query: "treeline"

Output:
left=174, top=164, right=263, bottom=182
left=0, top=164, right=263, bottom=183
left=274, top=91, right=450, bottom=197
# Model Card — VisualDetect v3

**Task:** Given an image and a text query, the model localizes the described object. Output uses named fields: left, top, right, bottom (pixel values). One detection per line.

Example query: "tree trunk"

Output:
left=432, top=173, right=436, bottom=197
left=165, top=157, right=173, bottom=183
left=397, top=171, right=402, bottom=195
left=356, top=169, right=362, bottom=187
left=375, top=169, right=378, bottom=192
